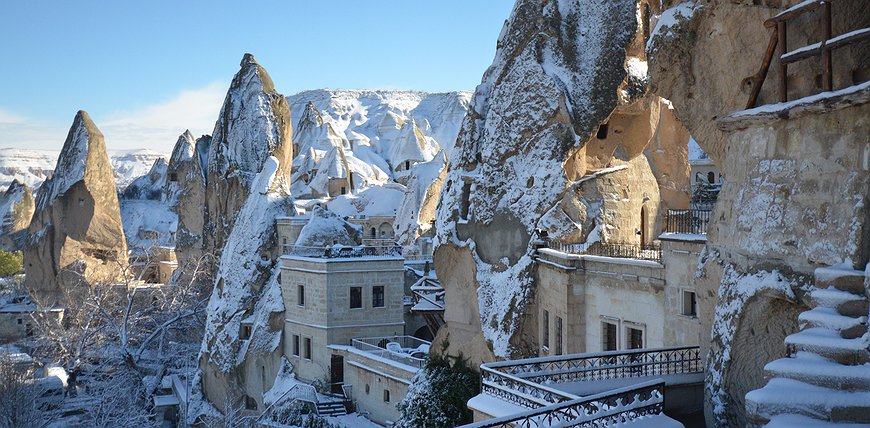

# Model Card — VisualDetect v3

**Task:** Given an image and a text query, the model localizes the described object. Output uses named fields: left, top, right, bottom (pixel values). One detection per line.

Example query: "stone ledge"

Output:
left=717, top=81, right=870, bottom=132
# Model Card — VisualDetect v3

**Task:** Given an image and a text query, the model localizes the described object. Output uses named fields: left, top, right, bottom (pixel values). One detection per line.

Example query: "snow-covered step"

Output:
left=810, top=288, right=868, bottom=317
left=766, top=413, right=870, bottom=428
left=745, top=378, right=870, bottom=424
left=784, top=328, right=870, bottom=364
left=764, top=353, right=870, bottom=390
left=799, top=307, right=868, bottom=339
left=815, top=266, right=868, bottom=296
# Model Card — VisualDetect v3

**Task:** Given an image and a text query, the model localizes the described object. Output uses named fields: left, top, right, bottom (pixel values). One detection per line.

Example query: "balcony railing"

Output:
left=283, top=244, right=403, bottom=259
left=351, top=336, right=430, bottom=369
left=480, top=346, right=701, bottom=409
left=665, top=209, right=712, bottom=235
left=547, top=242, right=662, bottom=263
left=461, top=379, right=665, bottom=428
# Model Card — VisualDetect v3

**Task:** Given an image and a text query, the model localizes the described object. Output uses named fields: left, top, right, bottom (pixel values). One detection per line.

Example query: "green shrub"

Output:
left=395, top=350, right=480, bottom=428
left=0, top=251, right=23, bottom=277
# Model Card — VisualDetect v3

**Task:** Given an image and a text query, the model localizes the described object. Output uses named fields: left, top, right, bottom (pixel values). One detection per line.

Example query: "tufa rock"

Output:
left=24, top=111, right=128, bottom=304
left=204, top=53, right=293, bottom=258
left=0, top=180, right=35, bottom=251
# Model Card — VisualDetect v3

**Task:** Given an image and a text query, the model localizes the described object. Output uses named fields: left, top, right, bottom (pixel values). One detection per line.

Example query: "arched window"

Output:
left=370, top=227, right=377, bottom=238
left=707, top=171, right=715, bottom=184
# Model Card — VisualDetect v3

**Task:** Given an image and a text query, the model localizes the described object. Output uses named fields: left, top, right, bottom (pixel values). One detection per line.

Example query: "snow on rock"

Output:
left=24, top=111, right=128, bottom=304
left=326, top=184, right=405, bottom=219
left=121, top=158, right=168, bottom=200
left=394, top=151, right=448, bottom=245
left=0, top=148, right=56, bottom=190
left=434, top=0, right=639, bottom=358
left=204, top=53, right=293, bottom=255
left=0, top=180, right=34, bottom=251
left=110, top=149, right=168, bottom=189
left=294, top=206, right=361, bottom=248
left=200, top=156, right=290, bottom=371
left=706, top=265, right=799, bottom=423
left=286, top=89, right=470, bottom=160
left=119, top=199, right=177, bottom=252
left=646, top=2, right=701, bottom=55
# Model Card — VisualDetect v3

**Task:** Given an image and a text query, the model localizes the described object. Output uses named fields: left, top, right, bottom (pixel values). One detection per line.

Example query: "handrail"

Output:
left=478, top=346, right=701, bottom=409
left=461, top=379, right=666, bottom=428
left=746, top=0, right=870, bottom=107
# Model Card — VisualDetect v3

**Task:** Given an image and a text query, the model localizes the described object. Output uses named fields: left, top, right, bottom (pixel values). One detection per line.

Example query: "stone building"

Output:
left=279, top=251, right=406, bottom=383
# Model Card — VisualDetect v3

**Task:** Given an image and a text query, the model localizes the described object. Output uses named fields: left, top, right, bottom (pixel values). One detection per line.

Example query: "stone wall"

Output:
left=647, top=1, right=870, bottom=425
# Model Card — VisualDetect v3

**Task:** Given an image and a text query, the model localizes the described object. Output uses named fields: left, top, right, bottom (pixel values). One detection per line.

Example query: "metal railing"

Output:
left=351, top=336, right=431, bottom=369
left=546, top=242, right=662, bottom=262
left=283, top=244, right=403, bottom=259
left=480, top=346, right=701, bottom=409
left=665, top=209, right=712, bottom=235
left=461, top=380, right=665, bottom=428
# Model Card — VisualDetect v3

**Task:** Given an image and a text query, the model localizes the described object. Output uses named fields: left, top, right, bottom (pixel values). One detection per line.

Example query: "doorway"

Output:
left=330, top=355, right=344, bottom=395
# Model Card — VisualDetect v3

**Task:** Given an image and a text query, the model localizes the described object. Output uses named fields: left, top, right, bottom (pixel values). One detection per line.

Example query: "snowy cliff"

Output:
left=434, top=0, right=641, bottom=358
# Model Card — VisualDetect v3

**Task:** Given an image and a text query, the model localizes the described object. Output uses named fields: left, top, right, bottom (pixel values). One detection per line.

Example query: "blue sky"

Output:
left=0, top=1, right=514, bottom=152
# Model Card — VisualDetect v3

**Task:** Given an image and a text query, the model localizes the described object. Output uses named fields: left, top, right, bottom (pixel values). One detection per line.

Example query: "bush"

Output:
left=395, top=351, right=480, bottom=428
left=0, top=250, right=23, bottom=277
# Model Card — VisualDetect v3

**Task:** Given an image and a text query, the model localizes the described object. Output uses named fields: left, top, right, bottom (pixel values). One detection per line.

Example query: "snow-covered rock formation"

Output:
left=199, top=156, right=292, bottom=413
left=111, top=149, right=167, bottom=189
left=0, top=180, right=34, bottom=251
left=23, top=111, right=127, bottom=304
left=195, top=54, right=295, bottom=415
left=0, top=148, right=165, bottom=191
left=394, top=150, right=448, bottom=245
left=204, top=53, right=293, bottom=258
left=0, top=149, right=56, bottom=190
left=433, top=0, right=672, bottom=361
left=286, top=90, right=469, bottom=200
left=647, top=1, right=870, bottom=425
left=169, top=132, right=211, bottom=268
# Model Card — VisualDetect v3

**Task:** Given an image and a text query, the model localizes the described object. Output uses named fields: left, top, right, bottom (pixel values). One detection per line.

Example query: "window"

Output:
left=707, top=171, right=715, bottom=184
left=17, top=319, right=22, bottom=325
left=404, top=160, right=410, bottom=170
left=602, top=322, right=618, bottom=351
left=169, top=172, right=178, bottom=182
left=245, top=395, right=257, bottom=410
left=304, top=337, right=312, bottom=360
left=365, top=384, right=370, bottom=394
left=298, top=284, right=305, bottom=307
left=292, top=335, right=300, bottom=357
left=596, top=123, right=609, bottom=139
left=542, top=310, right=550, bottom=350
left=350, top=287, right=362, bottom=309
left=372, top=286, right=385, bottom=308
left=370, top=227, right=376, bottom=238
left=240, top=324, right=251, bottom=340
left=626, top=326, right=644, bottom=350
left=383, top=389, right=391, bottom=403
left=682, top=290, right=698, bottom=317
left=460, top=181, right=472, bottom=220
left=340, top=186, right=347, bottom=195
left=555, top=316, right=563, bottom=356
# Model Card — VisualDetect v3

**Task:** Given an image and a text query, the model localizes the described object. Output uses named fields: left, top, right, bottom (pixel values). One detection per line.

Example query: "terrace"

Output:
left=464, top=346, right=704, bottom=427
left=350, top=335, right=431, bottom=369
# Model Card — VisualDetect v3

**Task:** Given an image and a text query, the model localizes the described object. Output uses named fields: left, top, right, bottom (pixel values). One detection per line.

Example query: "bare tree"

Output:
left=0, top=354, right=49, bottom=428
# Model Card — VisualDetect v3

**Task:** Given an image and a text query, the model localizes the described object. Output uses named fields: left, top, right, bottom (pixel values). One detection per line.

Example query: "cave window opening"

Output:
left=707, top=171, right=715, bottom=184
left=596, top=123, right=609, bottom=140
left=404, top=160, right=410, bottom=170
left=460, top=181, right=472, bottom=220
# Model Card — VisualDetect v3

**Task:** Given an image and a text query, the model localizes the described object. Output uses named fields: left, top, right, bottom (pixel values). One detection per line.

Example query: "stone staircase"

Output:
left=745, top=266, right=870, bottom=426
left=315, top=400, right=348, bottom=416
